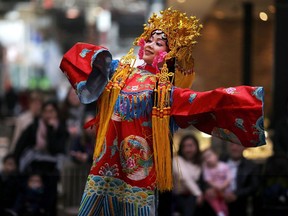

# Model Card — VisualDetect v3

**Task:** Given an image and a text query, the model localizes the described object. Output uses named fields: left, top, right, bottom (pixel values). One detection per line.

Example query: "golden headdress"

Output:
left=135, top=8, right=203, bottom=88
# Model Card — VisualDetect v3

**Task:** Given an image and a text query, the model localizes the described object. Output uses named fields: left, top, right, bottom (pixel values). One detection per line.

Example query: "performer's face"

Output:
left=142, top=31, right=168, bottom=65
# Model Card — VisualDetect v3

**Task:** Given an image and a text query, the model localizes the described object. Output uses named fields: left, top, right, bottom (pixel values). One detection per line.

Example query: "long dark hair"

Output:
left=177, top=134, right=202, bottom=165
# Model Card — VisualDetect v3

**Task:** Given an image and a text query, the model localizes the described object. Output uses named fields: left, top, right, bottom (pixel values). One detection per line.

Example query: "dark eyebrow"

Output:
left=147, top=35, right=167, bottom=46
left=150, top=35, right=165, bottom=42
left=156, top=38, right=165, bottom=43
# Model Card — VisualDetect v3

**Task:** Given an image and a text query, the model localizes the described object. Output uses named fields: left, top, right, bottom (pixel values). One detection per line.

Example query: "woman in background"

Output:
left=173, top=134, right=203, bottom=216
left=14, top=100, right=69, bottom=216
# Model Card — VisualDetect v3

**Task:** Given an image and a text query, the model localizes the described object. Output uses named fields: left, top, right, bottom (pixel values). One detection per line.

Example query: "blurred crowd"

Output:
left=0, top=87, right=96, bottom=216
left=172, top=133, right=288, bottom=216
left=0, top=88, right=288, bottom=216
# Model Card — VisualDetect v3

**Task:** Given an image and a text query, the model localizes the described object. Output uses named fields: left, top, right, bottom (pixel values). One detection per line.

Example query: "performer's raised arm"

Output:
left=60, top=42, right=119, bottom=104
left=171, top=86, right=265, bottom=147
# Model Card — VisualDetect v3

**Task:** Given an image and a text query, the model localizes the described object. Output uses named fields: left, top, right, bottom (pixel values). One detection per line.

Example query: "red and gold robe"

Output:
left=60, top=43, right=265, bottom=216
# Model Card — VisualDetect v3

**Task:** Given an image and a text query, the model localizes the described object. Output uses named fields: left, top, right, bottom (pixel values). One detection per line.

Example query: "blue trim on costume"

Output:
left=170, top=87, right=179, bottom=133
left=110, top=60, right=119, bottom=77
left=114, top=90, right=153, bottom=121
left=78, top=175, right=155, bottom=216
left=76, top=50, right=117, bottom=104
left=91, top=49, right=106, bottom=66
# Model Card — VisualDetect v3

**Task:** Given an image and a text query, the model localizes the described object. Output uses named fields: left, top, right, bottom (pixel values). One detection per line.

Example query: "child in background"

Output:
left=0, top=154, right=20, bottom=215
left=202, top=148, right=232, bottom=216
left=13, top=173, right=48, bottom=216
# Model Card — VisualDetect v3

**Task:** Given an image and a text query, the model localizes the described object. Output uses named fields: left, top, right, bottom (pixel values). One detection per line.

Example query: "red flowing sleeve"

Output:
left=171, top=86, right=265, bottom=147
left=59, top=42, right=108, bottom=88
left=59, top=42, right=119, bottom=104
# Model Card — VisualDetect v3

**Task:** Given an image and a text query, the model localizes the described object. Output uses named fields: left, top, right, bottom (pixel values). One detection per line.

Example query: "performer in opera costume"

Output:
left=59, top=8, right=265, bottom=216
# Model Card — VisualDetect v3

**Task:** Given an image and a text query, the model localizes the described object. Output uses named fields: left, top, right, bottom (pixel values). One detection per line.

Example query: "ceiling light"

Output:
left=259, top=12, right=268, bottom=21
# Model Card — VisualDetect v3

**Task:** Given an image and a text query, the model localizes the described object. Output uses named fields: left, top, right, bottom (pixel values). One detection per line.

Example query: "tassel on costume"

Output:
left=93, top=48, right=136, bottom=159
left=152, top=63, right=174, bottom=191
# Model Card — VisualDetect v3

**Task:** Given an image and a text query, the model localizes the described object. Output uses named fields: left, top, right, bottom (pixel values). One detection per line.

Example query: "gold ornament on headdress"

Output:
left=135, top=7, right=203, bottom=88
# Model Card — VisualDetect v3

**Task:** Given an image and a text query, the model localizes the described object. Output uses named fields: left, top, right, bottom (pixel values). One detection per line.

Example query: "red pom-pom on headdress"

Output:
left=137, top=38, right=145, bottom=60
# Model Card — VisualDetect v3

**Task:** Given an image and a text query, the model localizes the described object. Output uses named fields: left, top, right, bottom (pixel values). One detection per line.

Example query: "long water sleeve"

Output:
left=171, top=86, right=265, bottom=147
left=59, top=42, right=119, bottom=104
